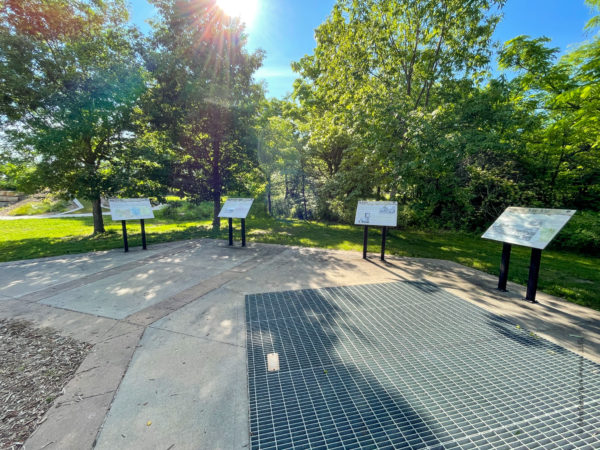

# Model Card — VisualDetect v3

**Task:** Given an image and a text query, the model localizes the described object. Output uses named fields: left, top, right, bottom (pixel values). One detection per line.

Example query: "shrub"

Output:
left=550, top=211, right=600, bottom=255
left=155, top=200, right=213, bottom=221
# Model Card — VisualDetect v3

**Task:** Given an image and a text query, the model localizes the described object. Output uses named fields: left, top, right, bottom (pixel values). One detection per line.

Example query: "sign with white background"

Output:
left=354, top=201, right=398, bottom=227
left=218, top=198, right=254, bottom=219
left=109, top=198, right=154, bottom=221
left=482, top=207, right=575, bottom=249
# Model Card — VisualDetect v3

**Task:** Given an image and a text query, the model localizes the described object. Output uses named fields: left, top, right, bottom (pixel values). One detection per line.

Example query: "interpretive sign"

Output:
left=484, top=207, right=576, bottom=302
left=109, top=198, right=154, bottom=221
left=482, top=207, right=575, bottom=250
left=355, top=201, right=398, bottom=261
left=218, top=198, right=254, bottom=219
left=354, top=201, right=398, bottom=227
left=109, top=198, right=154, bottom=252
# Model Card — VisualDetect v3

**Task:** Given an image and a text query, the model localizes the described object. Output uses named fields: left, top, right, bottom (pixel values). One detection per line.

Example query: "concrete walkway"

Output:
left=0, top=239, right=597, bottom=449
left=0, top=212, right=112, bottom=220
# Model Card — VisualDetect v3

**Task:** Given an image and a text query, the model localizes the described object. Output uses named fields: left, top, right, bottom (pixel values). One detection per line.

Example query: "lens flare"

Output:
left=216, top=0, right=259, bottom=26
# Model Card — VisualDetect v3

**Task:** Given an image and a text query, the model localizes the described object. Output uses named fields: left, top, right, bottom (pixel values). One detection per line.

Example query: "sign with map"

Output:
left=482, top=207, right=576, bottom=249
left=218, top=198, right=254, bottom=219
left=354, top=201, right=398, bottom=227
left=109, top=198, right=154, bottom=221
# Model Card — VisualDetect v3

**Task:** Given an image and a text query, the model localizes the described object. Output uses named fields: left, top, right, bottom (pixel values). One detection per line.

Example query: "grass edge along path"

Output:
left=0, top=216, right=598, bottom=311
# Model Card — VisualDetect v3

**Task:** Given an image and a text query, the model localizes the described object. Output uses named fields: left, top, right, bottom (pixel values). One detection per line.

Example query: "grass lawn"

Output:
left=0, top=215, right=598, bottom=310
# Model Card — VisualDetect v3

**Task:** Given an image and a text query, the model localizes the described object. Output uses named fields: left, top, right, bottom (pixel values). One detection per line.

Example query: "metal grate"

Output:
left=246, top=282, right=600, bottom=449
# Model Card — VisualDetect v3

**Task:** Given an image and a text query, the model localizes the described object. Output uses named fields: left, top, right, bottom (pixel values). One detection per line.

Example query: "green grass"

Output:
left=0, top=215, right=598, bottom=310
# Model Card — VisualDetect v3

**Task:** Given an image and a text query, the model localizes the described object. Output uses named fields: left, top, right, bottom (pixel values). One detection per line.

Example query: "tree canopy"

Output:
left=146, top=0, right=264, bottom=229
left=0, top=0, right=172, bottom=233
left=1, top=0, right=599, bottom=239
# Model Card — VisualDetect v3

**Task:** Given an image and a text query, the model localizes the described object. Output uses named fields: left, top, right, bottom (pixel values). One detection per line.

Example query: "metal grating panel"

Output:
left=246, top=282, right=600, bottom=449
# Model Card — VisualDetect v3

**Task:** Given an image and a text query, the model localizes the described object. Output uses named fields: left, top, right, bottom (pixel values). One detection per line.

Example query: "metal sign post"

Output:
left=526, top=248, right=543, bottom=302
left=362, top=226, right=369, bottom=259
left=121, top=220, right=129, bottom=253
left=242, top=218, right=246, bottom=247
left=140, top=219, right=147, bottom=250
left=381, top=226, right=387, bottom=261
left=228, top=218, right=233, bottom=246
left=497, top=243, right=512, bottom=291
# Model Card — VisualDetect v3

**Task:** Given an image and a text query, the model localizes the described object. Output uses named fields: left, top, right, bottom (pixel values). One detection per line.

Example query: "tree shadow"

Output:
left=246, top=274, right=600, bottom=450
left=246, top=285, right=446, bottom=449
left=485, top=315, right=565, bottom=352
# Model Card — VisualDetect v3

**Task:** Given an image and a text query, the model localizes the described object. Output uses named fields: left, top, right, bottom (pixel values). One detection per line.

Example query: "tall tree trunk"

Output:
left=267, top=176, right=272, bottom=216
left=301, top=176, right=308, bottom=220
left=212, top=189, right=221, bottom=231
left=301, top=162, right=308, bottom=220
left=91, top=196, right=105, bottom=235
left=212, top=139, right=221, bottom=231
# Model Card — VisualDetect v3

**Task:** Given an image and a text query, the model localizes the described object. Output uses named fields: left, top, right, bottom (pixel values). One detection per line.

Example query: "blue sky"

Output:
left=129, top=0, right=596, bottom=99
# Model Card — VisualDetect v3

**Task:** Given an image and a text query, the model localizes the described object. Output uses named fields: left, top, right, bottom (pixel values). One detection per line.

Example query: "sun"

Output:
left=216, top=0, right=259, bottom=26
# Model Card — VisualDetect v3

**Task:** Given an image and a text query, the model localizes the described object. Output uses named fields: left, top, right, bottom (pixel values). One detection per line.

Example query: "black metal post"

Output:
left=121, top=220, right=129, bottom=253
left=525, top=248, right=543, bottom=302
left=228, top=218, right=233, bottom=246
left=140, top=219, right=147, bottom=250
left=497, top=242, right=512, bottom=291
left=241, top=218, right=246, bottom=247
left=363, top=226, right=369, bottom=259
left=380, top=227, right=387, bottom=261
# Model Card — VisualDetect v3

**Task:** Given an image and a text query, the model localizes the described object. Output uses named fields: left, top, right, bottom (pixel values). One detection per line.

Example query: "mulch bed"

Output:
left=0, top=319, right=91, bottom=449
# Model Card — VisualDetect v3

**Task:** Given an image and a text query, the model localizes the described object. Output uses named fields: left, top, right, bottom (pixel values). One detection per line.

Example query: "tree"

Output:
left=499, top=1, right=600, bottom=211
left=256, top=100, right=302, bottom=216
left=293, top=0, right=505, bottom=221
left=146, top=0, right=264, bottom=230
left=396, top=77, right=539, bottom=228
left=0, top=0, right=169, bottom=234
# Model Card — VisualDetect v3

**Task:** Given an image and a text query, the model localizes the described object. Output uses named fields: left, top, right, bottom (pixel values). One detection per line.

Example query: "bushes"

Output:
left=155, top=200, right=213, bottom=221
left=156, top=198, right=270, bottom=222
left=550, top=211, right=600, bottom=255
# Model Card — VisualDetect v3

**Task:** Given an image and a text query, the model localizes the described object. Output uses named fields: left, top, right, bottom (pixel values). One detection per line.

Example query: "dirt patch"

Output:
left=0, top=320, right=91, bottom=449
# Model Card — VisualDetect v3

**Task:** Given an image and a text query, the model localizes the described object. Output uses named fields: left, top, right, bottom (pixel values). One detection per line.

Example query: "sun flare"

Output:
left=216, top=0, right=259, bottom=26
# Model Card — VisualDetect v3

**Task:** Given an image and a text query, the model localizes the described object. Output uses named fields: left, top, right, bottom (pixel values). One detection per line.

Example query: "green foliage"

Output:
left=155, top=200, right=213, bottom=221
left=287, top=0, right=600, bottom=232
left=255, top=99, right=315, bottom=219
left=0, top=0, right=173, bottom=234
left=550, top=211, right=600, bottom=255
left=1, top=0, right=599, bottom=255
left=146, top=0, right=264, bottom=230
left=0, top=163, right=18, bottom=190
left=292, top=0, right=506, bottom=224
left=499, top=28, right=600, bottom=211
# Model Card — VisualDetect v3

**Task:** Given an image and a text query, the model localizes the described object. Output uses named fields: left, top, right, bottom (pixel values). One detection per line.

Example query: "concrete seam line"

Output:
left=146, top=325, right=244, bottom=348
left=14, top=242, right=193, bottom=303
left=23, top=326, right=145, bottom=450
left=90, top=327, right=147, bottom=449
left=122, top=246, right=287, bottom=327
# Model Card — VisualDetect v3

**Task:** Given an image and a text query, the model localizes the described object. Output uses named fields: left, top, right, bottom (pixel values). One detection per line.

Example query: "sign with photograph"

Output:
left=109, top=198, right=154, bottom=221
left=218, top=198, right=254, bottom=219
left=482, top=207, right=575, bottom=249
left=354, top=201, right=398, bottom=227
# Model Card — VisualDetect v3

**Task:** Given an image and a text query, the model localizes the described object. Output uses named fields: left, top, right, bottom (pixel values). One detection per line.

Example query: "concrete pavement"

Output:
left=0, top=239, right=597, bottom=449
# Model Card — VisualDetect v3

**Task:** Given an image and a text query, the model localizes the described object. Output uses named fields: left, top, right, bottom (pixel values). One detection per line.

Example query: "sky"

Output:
left=128, top=0, right=597, bottom=99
